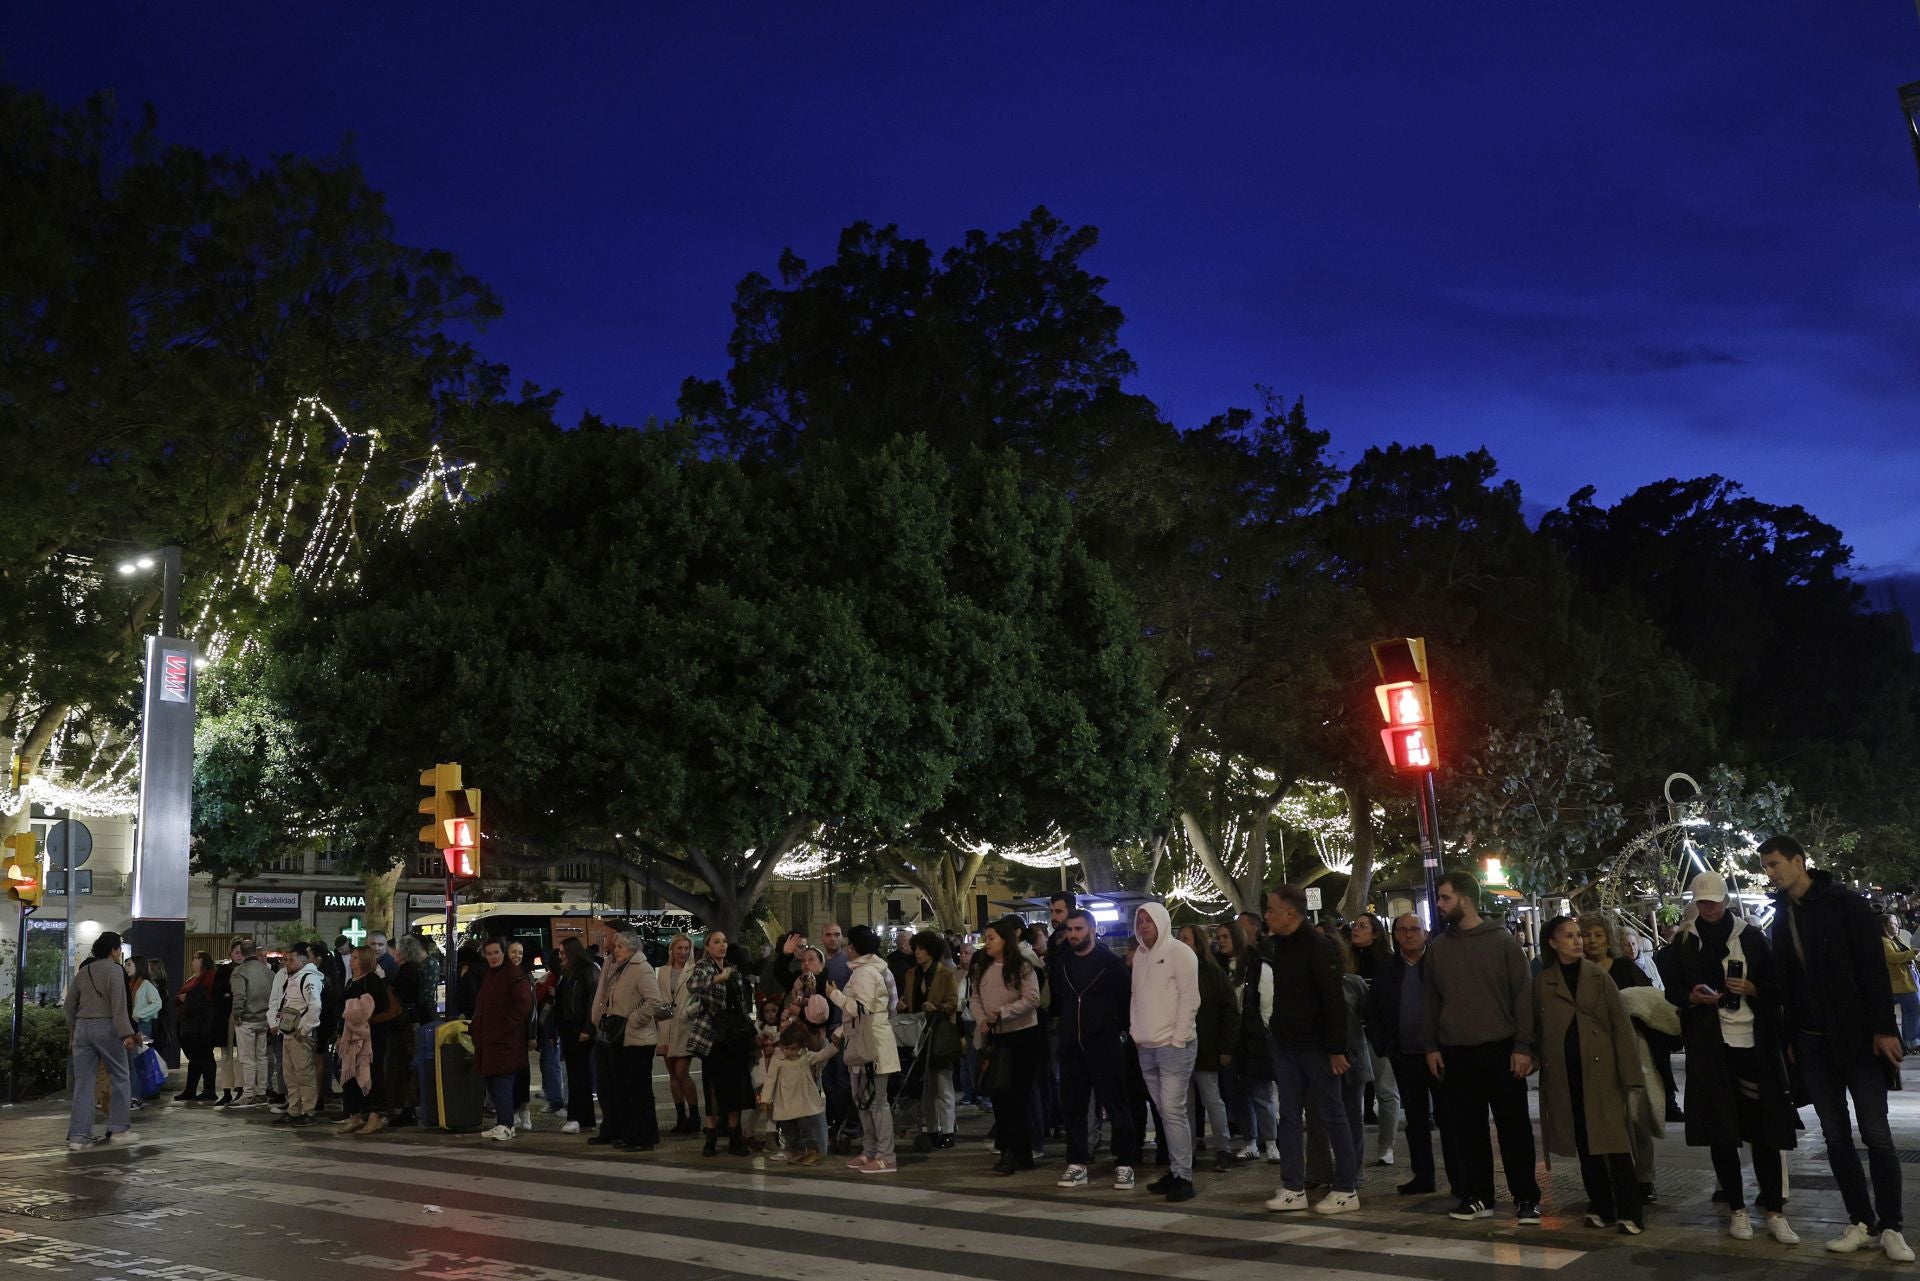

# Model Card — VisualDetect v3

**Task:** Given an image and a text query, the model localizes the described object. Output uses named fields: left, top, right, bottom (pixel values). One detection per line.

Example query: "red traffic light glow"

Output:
left=1381, top=725, right=1437, bottom=771
left=444, top=848, right=477, bottom=879
left=1392, top=686, right=1428, bottom=726
left=445, top=817, right=475, bottom=848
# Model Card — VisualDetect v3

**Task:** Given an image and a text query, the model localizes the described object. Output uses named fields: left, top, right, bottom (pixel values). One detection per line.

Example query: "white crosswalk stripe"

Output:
left=191, top=1141, right=1584, bottom=1280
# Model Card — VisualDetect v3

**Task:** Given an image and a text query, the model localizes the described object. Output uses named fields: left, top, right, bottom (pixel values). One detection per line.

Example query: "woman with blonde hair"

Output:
left=658, top=932, right=701, bottom=1133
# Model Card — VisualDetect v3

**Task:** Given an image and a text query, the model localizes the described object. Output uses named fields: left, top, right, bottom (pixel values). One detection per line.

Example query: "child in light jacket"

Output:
left=759, top=1021, right=838, bottom=1165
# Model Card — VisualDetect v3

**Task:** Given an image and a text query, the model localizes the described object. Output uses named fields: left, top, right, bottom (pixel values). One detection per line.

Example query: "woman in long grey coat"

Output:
left=1533, top=915, right=1646, bottom=1235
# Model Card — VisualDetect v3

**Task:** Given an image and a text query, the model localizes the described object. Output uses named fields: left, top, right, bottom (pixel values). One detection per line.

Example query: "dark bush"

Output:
left=0, top=1006, right=69, bottom=1099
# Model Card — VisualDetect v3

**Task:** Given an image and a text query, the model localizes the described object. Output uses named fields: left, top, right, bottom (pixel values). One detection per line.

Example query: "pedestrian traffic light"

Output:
left=1370, top=637, right=1439, bottom=772
left=418, top=763, right=463, bottom=849
left=4, top=832, right=40, bottom=907
left=442, top=787, right=481, bottom=881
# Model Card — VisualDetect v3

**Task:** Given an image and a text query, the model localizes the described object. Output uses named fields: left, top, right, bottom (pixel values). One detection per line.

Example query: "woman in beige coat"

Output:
left=656, top=933, right=701, bottom=1133
left=1534, top=915, right=1647, bottom=1235
left=589, top=931, right=663, bottom=1151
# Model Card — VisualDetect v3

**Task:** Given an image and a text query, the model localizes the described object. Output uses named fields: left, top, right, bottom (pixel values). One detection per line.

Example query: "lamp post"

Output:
left=118, top=546, right=193, bottom=998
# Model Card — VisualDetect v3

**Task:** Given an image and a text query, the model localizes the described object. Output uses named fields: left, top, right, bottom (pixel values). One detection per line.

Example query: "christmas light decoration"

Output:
left=2, top=396, right=466, bottom=818
left=946, top=828, right=1077, bottom=870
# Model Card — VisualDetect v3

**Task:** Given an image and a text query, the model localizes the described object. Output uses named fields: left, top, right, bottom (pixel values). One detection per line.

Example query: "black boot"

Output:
left=726, top=1127, right=750, bottom=1156
left=672, top=1100, right=687, bottom=1131
left=702, top=1127, right=719, bottom=1157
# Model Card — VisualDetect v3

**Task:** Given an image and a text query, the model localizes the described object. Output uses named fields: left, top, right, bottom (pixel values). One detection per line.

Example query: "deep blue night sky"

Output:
left=14, top=5, right=1920, bottom=598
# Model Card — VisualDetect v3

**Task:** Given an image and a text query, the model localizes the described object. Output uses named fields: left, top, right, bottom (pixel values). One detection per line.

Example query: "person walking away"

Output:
left=274, top=943, right=324, bottom=1127
left=472, top=937, right=535, bottom=1141
left=66, top=932, right=141, bottom=1150
left=1761, top=836, right=1911, bottom=1262
left=1131, top=901, right=1199, bottom=1202
left=828, top=925, right=900, bottom=1173
left=589, top=930, right=663, bottom=1151
left=553, top=936, right=601, bottom=1135
left=658, top=933, right=701, bottom=1134
left=1304, top=934, right=1374, bottom=1192
left=762, top=1021, right=838, bottom=1164
left=227, top=938, right=272, bottom=1108
left=1664, top=872, right=1801, bottom=1247
left=1176, top=923, right=1241, bottom=1174
left=1369, top=914, right=1458, bottom=1197
left=1051, top=908, right=1138, bottom=1190
left=1881, top=914, right=1920, bottom=1053
left=972, top=915, right=1045, bottom=1175
left=1262, top=884, right=1359, bottom=1216
left=1535, top=916, right=1647, bottom=1235
left=906, top=931, right=962, bottom=1148
left=174, top=952, right=218, bottom=1102
left=1216, top=918, right=1279, bottom=1163
left=684, top=931, right=759, bottom=1156
left=534, top=952, right=566, bottom=1115
left=1424, top=870, right=1541, bottom=1225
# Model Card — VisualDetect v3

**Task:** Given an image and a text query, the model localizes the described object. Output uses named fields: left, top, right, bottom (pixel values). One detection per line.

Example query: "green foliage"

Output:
left=1454, top=691, right=1626, bottom=897
left=0, top=1006, right=69, bottom=1100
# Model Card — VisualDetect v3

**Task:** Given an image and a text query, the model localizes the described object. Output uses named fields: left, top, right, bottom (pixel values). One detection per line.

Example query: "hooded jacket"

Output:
left=1422, top=918, right=1535, bottom=1056
left=1129, top=902, right=1199, bottom=1049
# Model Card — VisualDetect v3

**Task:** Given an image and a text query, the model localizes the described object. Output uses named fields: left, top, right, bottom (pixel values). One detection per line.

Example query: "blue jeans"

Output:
left=1795, top=1032, right=1902, bottom=1232
left=1897, top=993, right=1920, bottom=1049
left=485, top=1072, right=517, bottom=1129
left=1274, top=1045, right=1357, bottom=1192
left=784, top=1112, right=829, bottom=1153
left=1136, top=1041, right=1197, bottom=1180
left=70, top=1018, right=131, bottom=1141
left=1225, top=1059, right=1278, bottom=1144
left=539, top=1035, right=567, bottom=1108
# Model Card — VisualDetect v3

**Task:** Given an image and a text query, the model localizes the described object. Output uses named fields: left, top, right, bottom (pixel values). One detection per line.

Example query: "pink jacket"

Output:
left=336, top=993, right=375, bottom=1092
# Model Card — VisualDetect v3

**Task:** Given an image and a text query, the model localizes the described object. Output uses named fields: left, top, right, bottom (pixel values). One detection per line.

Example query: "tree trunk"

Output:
left=363, top=861, right=404, bottom=937
left=1071, top=831, right=1116, bottom=892
left=1181, top=811, right=1253, bottom=915
left=875, top=845, right=986, bottom=933
left=1338, top=781, right=1377, bottom=920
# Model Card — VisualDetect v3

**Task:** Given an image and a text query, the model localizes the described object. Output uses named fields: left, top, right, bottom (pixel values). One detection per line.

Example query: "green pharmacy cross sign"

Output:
left=342, top=917, right=368, bottom=947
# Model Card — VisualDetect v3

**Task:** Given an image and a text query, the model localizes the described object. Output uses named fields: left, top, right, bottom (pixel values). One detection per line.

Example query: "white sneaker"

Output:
left=481, top=1124, right=515, bottom=1142
left=1765, top=1214, right=1800, bottom=1246
left=767, top=1150, right=791, bottom=1163
left=108, top=1130, right=141, bottom=1144
left=1263, top=1141, right=1281, bottom=1164
left=67, top=1139, right=92, bottom=1152
left=1265, top=1188, right=1311, bottom=1213
left=1885, top=1230, right=1916, bottom=1264
left=515, top=1109, right=532, bottom=1130
left=561, top=1121, right=581, bottom=1135
left=1828, top=1222, right=1878, bottom=1254
left=1056, top=1164, right=1089, bottom=1188
left=1728, top=1210, right=1754, bottom=1240
left=1234, top=1143, right=1258, bottom=1160
left=1114, top=1165, right=1135, bottom=1190
left=1375, top=1149, right=1395, bottom=1166
left=1313, top=1190, right=1360, bottom=1216
left=269, top=1103, right=287, bottom=1115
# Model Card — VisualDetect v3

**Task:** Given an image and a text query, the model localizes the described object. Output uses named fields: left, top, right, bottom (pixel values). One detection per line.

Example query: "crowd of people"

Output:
left=62, top=834, right=1917, bottom=1262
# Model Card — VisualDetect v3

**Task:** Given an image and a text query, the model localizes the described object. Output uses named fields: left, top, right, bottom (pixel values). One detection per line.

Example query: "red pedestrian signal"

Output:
left=1370, top=637, right=1438, bottom=773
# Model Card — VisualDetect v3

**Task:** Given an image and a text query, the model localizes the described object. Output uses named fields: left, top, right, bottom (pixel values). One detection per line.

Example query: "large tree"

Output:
left=0, top=87, right=522, bottom=795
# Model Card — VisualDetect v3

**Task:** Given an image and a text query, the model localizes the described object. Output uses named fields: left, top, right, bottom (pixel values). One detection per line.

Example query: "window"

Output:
left=412, top=853, right=444, bottom=879
left=260, top=850, right=306, bottom=875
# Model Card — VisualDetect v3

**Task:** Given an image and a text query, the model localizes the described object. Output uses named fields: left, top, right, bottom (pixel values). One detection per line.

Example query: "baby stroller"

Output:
left=825, top=1009, right=931, bottom=1155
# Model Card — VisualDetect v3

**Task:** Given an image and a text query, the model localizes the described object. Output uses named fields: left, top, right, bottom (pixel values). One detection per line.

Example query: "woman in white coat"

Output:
left=827, top=924, right=899, bottom=1173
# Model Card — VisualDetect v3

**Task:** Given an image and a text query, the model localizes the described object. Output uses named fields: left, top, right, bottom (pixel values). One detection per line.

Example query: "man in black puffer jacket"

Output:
left=1050, top=909, right=1138, bottom=1189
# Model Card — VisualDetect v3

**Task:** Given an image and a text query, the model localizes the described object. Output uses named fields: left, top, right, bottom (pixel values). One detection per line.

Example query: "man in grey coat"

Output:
left=227, top=937, right=272, bottom=1108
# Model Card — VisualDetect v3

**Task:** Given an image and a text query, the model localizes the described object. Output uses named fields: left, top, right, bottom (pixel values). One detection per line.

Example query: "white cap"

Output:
left=1689, top=871, right=1729, bottom=904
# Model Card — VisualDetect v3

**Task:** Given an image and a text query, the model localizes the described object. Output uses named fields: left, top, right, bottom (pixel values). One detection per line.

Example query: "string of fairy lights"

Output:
left=1, top=397, right=467, bottom=820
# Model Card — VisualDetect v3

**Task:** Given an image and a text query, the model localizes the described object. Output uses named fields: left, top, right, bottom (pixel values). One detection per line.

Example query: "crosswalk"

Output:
left=187, top=1139, right=1585, bottom=1281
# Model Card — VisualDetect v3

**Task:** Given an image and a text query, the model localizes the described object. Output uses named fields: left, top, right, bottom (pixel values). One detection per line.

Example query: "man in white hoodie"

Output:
left=1131, top=901, right=1200, bottom=1202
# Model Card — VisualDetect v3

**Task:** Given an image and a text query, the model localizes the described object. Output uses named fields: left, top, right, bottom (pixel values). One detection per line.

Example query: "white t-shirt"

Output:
left=1717, top=924, right=1756, bottom=1049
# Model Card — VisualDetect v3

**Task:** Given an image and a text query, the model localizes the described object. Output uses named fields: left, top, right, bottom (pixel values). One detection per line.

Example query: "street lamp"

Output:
left=117, top=546, right=193, bottom=994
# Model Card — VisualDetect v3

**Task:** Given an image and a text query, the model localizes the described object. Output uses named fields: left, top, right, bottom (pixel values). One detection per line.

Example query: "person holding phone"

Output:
left=1663, top=872, right=1801, bottom=1247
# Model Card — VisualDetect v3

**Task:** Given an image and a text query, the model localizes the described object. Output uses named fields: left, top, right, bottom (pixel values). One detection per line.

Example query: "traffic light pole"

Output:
left=9, top=901, right=31, bottom=1105
left=1417, top=769, right=1444, bottom=925
left=443, top=871, right=457, bottom=1019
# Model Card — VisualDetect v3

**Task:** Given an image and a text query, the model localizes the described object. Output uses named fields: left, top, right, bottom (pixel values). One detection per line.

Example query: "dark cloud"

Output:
left=1566, top=344, right=1747, bottom=375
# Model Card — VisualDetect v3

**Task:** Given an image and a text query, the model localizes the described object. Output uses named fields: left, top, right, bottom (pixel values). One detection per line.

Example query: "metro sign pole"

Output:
left=129, top=545, right=192, bottom=998
left=1370, top=637, right=1444, bottom=923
